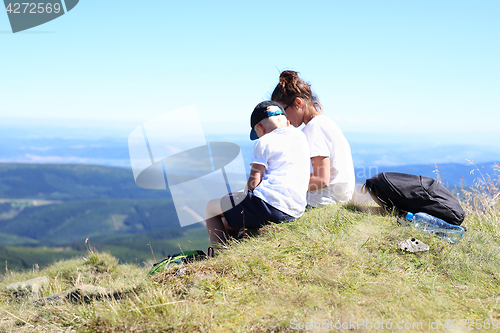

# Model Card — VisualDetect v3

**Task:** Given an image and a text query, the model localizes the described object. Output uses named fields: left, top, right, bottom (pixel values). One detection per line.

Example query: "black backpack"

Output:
left=363, top=172, right=465, bottom=226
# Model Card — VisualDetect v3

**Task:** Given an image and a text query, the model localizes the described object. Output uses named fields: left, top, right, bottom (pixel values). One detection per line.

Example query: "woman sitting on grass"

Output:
left=271, top=70, right=355, bottom=207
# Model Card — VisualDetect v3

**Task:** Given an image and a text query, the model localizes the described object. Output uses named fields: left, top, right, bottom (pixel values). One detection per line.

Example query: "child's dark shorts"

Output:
left=220, top=190, right=294, bottom=228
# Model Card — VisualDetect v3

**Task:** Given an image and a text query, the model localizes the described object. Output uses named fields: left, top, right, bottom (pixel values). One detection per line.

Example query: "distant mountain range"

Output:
left=0, top=164, right=188, bottom=245
left=354, top=161, right=499, bottom=187
left=0, top=163, right=169, bottom=201
left=1, top=132, right=499, bottom=171
left=0, top=163, right=209, bottom=270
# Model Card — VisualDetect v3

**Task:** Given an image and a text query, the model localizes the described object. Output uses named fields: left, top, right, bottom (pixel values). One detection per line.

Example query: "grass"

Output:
left=2, top=227, right=210, bottom=272
left=0, top=166, right=499, bottom=332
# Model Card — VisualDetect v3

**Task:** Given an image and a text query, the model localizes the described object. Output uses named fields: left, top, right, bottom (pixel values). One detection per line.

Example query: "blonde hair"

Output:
left=258, top=115, right=288, bottom=134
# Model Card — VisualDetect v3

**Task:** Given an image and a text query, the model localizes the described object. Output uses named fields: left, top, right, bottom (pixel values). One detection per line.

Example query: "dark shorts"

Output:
left=220, top=190, right=294, bottom=228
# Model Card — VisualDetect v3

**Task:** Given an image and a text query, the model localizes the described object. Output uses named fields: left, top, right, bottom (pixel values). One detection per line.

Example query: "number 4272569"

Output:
left=5, top=3, right=62, bottom=14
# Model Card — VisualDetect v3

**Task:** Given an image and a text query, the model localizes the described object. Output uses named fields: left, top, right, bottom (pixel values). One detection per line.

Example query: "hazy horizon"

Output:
left=0, top=122, right=498, bottom=173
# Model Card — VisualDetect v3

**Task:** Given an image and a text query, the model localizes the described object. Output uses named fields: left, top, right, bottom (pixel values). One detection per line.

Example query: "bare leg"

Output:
left=205, top=215, right=227, bottom=246
left=205, top=199, right=227, bottom=246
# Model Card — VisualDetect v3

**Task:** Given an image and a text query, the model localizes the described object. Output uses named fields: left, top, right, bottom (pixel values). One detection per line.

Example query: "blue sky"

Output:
left=1, top=1, right=499, bottom=147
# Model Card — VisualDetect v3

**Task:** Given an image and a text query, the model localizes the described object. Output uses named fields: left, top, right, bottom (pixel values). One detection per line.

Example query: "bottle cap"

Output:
left=406, top=212, right=414, bottom=221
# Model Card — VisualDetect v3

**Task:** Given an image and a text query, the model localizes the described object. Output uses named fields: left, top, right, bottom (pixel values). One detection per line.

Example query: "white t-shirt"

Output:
left=302, top=115, right=355, bottom=206
left=251, top=126, right=310, bottom=218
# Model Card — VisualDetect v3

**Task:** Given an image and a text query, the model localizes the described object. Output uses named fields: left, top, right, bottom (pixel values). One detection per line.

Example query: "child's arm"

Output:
left=246, top=163, right=266, bottom=191
left=309, top=156, right=330, bottom=191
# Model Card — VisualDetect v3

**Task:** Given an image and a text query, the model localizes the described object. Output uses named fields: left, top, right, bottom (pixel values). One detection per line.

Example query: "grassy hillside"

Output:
left=0, top=163, right=209, bottom=271
left=0, top=168, right=498, bottom=332
left=0, top=199, right=185, bottom=245
left=3, top=227, right=210, bottom=270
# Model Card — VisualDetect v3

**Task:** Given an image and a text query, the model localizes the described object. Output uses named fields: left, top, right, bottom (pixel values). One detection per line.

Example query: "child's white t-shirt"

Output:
left=251, top=126, right=310, bottom=218
left=302, top=115, right=355, bottom=206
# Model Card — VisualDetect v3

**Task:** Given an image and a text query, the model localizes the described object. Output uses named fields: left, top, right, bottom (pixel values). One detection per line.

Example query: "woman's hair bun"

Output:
left=272, top=70, right=322, bottom=113
left=277, top=70, right=300, bottom=96
left=279, top=70, right=299, bottom=85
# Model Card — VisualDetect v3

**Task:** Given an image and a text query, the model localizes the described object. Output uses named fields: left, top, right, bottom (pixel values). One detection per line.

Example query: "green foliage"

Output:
left=0, top=246, right=29, bottom=272
left=0, top=232, right=39, bottom=246
left=2, top=246, right=82, bottom=272
left=0, top=199, right=187, bottom=244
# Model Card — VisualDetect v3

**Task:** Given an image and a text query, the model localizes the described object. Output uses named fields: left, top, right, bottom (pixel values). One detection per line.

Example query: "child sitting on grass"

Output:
left=205, top=100, right=310, bottom=247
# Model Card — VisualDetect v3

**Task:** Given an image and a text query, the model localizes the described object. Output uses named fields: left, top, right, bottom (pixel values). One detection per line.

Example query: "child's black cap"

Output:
left=250, top=101, right=287, bottom=140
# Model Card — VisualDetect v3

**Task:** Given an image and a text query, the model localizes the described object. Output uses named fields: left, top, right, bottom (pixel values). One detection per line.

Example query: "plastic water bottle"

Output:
left=406, top=212, right=465, bottom=243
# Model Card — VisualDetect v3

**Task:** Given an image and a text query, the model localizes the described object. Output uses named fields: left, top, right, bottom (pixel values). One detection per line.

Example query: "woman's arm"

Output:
left=246, top=163, right=266, bottom=191
left=309, top=156, right=330, bottom=191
